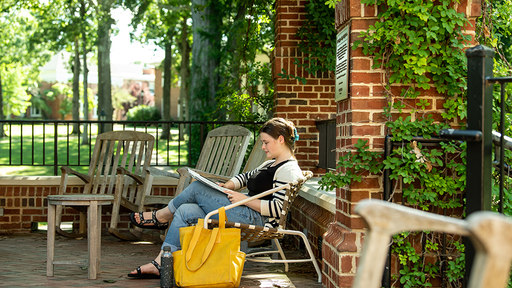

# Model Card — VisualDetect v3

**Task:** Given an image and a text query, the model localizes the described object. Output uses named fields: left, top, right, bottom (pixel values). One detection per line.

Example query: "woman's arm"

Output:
left=223, top=191, right=262, bottom=213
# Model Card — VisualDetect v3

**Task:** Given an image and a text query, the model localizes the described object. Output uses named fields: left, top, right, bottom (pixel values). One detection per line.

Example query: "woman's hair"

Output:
left=259, top=117, right=299, bottom=154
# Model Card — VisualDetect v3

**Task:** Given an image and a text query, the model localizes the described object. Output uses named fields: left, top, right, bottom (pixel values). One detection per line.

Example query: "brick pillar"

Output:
left=319, top=1, right=481, bottom=288
left=272, top=0, right=336, bottom=176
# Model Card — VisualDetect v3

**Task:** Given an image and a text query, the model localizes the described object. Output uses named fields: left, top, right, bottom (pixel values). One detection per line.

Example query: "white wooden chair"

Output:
left=353, top=199, right=512, bottom=288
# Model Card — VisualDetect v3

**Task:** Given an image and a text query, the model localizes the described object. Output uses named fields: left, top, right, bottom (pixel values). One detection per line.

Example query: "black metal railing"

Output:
left=0, top=120, right=263, bottom=176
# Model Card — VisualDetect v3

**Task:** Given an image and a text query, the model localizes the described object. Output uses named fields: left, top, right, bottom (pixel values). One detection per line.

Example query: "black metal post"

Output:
left=464, top=45, right=494, bottom=283
left=382, top=136, right=392, bottom=288
left=54, top=122, right=58, bottom=176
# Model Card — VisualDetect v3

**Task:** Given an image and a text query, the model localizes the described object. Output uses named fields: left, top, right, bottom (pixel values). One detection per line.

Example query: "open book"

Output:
left=187, top=168, right=234, bottom=193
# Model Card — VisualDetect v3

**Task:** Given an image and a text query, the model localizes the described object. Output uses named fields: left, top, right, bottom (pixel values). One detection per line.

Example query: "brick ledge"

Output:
left=0, top=175, right=178, bottom=186
left=0, top=175, right=334, bottom=209
left=299, top=177, right=335, bottom=213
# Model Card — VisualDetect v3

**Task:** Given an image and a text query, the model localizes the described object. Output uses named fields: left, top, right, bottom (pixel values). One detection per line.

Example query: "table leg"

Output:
left=87, top=202, right=99, bottom=279
left=46, top=203, right=56, bottom=277
left=97, top=205, right=102, bottom=272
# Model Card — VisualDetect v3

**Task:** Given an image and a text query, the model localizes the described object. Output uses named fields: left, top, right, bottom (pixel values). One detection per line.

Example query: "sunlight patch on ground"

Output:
left=242, top=273, right=293, bottom=287
left=131, top=241, right=155, bottom=245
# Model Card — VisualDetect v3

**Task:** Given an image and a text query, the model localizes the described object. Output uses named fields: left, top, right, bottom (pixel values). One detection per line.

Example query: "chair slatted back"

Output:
left=85, top=131, right=154, bottom=197
left=276, top=171, right=313, bottom=230
left=242, top=136, right=269, bottom=173
left=354, top=200, right=512, bottom=288
left=195, top=125, right=252, bottom=177
left=209, top=171, right=313, bottom=242
left=466, top=212, right=512, bottom=288
left=353, top=200, right=469, bottom=288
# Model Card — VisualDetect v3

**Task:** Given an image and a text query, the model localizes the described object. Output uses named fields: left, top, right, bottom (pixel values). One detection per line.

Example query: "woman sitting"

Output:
left=128, top=117, right=302, bottom=278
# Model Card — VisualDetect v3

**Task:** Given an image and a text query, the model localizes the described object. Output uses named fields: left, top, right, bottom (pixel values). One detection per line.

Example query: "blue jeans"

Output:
left=161, top=181, right=267, bottom=252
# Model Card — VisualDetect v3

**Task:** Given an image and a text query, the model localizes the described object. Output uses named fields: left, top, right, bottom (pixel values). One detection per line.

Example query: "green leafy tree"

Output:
left=189, top=0, right=223, bottom=123
left=91, top=0, right=121, bottom=129
left=0, top=4, right=51, bottom=136
left=31, top=0, right=97, bottom=137
left=278, top=0, right=336, bottom=86
left=215, top=0, right=275, bottom=122
left=32, top=0, right=95, bottom=134
left=186, top=0, right=276, bottom=163
left=124, top=0, right=191, bottom=139
left=0, top=64, right=32, bottom=118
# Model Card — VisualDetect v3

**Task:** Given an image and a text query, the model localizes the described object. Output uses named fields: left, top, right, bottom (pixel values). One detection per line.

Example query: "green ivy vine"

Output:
left=320, top=0, right=473, bottom=286
left=277, top=0, right=336, bottom=84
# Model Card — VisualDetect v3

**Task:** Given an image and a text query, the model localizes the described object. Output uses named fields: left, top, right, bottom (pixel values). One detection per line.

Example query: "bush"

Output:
left=126, top=105, right=161, bottom=122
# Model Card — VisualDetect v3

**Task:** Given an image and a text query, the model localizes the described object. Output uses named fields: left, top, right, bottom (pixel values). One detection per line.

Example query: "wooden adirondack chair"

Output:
left=353, top=199, right=512, bottom=288
left=141, top=125, right=253, bottom=208
left=124, top=125, right=252, bottom=238
left=55, top=131, right=154, bottom=239
left=175, top=135, right=269, bottom=191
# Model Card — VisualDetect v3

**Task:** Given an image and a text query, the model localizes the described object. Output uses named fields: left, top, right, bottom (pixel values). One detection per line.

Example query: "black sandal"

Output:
left=128, top=260, right=161, bottom=279
left=129, top=211, right=169, bottom=230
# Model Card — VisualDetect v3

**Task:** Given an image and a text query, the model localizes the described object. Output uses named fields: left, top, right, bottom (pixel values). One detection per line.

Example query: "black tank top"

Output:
left=247, top=160, right=290, bottom=200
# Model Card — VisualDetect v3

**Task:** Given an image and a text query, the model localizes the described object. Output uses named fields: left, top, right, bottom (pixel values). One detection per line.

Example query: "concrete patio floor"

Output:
left=0, top=232, right=322, bottom=288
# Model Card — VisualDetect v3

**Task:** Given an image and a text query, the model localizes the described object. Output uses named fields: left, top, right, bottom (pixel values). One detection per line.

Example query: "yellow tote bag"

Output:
left=173, top=207, right=246, bottom=288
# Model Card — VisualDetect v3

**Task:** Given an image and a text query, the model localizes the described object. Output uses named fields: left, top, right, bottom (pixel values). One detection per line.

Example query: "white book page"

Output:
left=187, top=168, right=234, bottom=193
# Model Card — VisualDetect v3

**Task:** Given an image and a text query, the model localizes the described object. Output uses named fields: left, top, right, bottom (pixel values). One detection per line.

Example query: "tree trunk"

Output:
left=178, top=17, right=191, bottom=141
left=189, top=0, right=222, bottom=121
left=97, top=1, right=113, bottom=132
left=81, top=0, right=89, bottom=145
left=72, top=38, right=81, bottom=134
left=223, top=2, right=248, bottom=121
left=0, top=71, right=4, bottom=138
left=160, top=28, right=174, bottom=140
left=179, top=17, right=191, bottom=122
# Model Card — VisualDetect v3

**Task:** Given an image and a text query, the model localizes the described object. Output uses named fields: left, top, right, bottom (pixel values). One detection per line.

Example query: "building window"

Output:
left=30, top=104, right=41, bottom=117
left=316, top=119, right=336, bottom=170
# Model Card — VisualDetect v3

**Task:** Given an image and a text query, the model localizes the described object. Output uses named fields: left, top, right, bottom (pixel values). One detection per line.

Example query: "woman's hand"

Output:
left=224, top=191, right=248, bottom=204
left=216, top=180, right=235, bottom=190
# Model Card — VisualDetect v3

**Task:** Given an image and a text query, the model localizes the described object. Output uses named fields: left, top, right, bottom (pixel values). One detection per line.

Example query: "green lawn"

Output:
left=0, top=124, right=189, bottom=176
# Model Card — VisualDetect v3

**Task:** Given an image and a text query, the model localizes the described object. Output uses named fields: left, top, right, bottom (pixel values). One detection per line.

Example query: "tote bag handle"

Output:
left=185, top=207, right=227, bottom=271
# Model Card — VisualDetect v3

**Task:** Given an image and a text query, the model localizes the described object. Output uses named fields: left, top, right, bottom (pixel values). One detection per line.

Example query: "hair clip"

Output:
left=293, top=128, right=299, bottom=142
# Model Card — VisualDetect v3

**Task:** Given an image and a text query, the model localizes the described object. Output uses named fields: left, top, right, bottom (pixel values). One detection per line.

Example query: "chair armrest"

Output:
left=61, top=165, right=90, bottom=183
left=116, top=167, right=143, bottom=185
left=203, top=184, right=290, bottom=228
left=146, top=167, right=180, bottom=179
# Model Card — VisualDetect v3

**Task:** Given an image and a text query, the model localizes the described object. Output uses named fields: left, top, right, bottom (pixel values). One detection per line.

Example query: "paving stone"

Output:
left=0, top=233, right=322, bottom=288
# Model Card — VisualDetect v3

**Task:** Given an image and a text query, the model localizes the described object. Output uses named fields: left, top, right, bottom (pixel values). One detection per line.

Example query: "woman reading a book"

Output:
left=128, top=117, right=303, bottom=278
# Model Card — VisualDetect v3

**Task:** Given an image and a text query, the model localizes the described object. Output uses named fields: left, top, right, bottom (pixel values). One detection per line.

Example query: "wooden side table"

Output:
left=46, top=194, right=113, bottom=279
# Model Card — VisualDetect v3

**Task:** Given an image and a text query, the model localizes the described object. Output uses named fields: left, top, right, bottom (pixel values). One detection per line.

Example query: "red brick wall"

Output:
left=318, top=1, right=482, bottom=288
left=272, top=0, right=337, bottom=176
left=0, top=184, right=175, bottom=234
left=289, top=196, right=335, bottom=259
